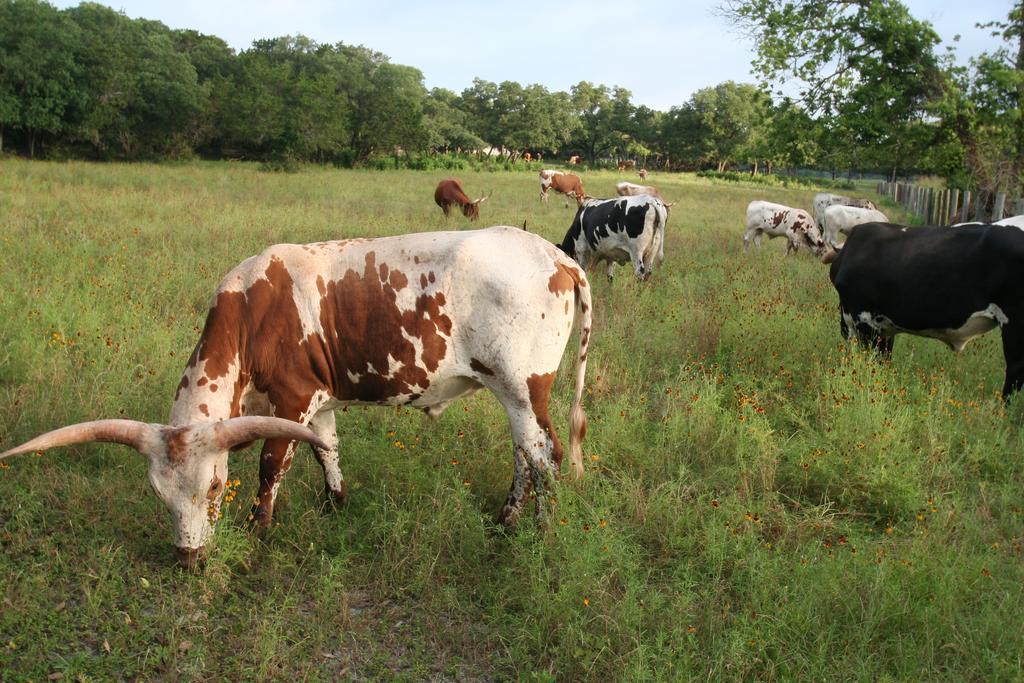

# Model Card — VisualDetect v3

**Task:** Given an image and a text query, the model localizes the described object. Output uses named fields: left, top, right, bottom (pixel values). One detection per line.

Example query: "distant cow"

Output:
left=1, top=227, right=592, bottom=566
left=434, top=178, right=489, bottom=220
left=822, top=204, right=890, bottom=247
left=568, top=155, right=581, bottom=165
left=617, top=160, right=636, bottom=171
left=744, top=200, right=829, bottom=257
left=523, top=152, right=532, bottom=162
left=558, top=194, right=668, bottom=281
left=638, top=169, right=648, bottom=181
left=616, top=181, right=667, bottom=203
left=813, top=192, right=878, bottom=230
left=540, top=170, right=585, bottom=207
left=828, top=222, right=1024, bottom=397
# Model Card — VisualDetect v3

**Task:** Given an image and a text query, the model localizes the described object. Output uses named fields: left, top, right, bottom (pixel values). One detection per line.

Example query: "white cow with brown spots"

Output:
left=615, top=181, right=673, bottom=208
left=744, top=200, right=829, bottom=257
left=1, top=227, right=592, bottom=568
left=822, top=204, right=890, bottom=247
left=813, top=192, right=878, bottom=231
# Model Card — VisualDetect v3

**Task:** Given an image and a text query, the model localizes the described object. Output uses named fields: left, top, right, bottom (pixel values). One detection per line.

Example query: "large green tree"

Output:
left=720, top=0, right=944, bottom=176
left=0, top=0, right=80, bottom=156
left=65, top=3, right=202, bottom=159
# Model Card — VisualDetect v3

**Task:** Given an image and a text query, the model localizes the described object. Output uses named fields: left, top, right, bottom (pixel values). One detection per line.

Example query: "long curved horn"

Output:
left=473, top=191, right=492, bottom=205
left=209, top=416, right=329, bottom=451
left=0, top=419, right=157, bottom=459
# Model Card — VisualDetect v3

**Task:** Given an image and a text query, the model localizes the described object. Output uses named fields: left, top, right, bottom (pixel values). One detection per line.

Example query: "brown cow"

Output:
left=434, top=178, right=489, bottom=220
left=539, top=170, right=585, bottom=207
left=616, top=160, right=635, bottom=172
left=638, top=169, right=648, bottom=181
left=524, top=152, right=532, bottom=162
left=568, top=155, right=581, bottom=165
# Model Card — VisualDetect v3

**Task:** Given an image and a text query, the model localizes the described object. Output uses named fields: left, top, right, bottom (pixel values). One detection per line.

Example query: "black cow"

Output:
left=557, top=195, right=668, bottom=281
left=828, top=222, right=1024, bottom=397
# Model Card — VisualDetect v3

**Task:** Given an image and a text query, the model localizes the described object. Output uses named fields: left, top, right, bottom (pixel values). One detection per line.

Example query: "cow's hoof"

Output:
left=321, top=483, right=348, bottom=513
left=248, top=507, right=274, bottom=533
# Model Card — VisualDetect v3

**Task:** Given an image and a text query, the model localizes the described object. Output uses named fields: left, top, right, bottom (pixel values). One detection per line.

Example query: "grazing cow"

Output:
left=434, top=178, right=490, bottom=220
left=617, top=160, right=636, bottom=171
left=558, top=194, right=668, bottom=281
left=524, top=152, right=532, bottom=162
left=0, top=227, right=592, bottom=567
left=828, top=222, right=1024, bottom=398
left=638, top=169, right=648, bottom=181
left=616, top=181, right=670, bottom=204
left=744, top=200, right=829, bottom=257
left=540, top=169, right=585, bottom=207
left=813, top=192, right=878, bottom=230
left=568, top=155, right=581, bottom=165
left=822, top=204, right=890, bottom=247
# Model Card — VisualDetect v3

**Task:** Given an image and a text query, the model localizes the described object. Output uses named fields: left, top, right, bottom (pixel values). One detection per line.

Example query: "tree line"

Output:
left=1, top=0, right=1021, bottom=196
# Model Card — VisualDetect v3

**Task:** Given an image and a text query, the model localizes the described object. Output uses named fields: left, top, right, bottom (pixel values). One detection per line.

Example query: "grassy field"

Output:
left=1, top=160, right=1022, bottom=681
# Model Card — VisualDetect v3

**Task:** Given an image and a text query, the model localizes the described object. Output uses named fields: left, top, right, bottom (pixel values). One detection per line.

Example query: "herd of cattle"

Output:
left=3, top=169, right=1024, bottom=569
left=743, top=191, right=1024, bottom=400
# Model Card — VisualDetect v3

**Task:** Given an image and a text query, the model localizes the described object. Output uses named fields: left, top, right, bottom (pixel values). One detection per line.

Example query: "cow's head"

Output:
left=0, top=417, right=326, bottom=568
left=462, top=192, right=491, bottom=220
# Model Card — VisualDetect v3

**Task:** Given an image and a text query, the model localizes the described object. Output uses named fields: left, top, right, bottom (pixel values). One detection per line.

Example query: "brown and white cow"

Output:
left=638, top=169, right=649, bottom=182
left=0, top=227, right=592, bottom=567
left=434, top=178, right=489, bottom=220
left=744, top=200, right=829, bottom=257
left=539, top=170, right=586, bottom=207
left=568, top=155, right=581, bottom=165
left=616, top=160, right=635, bottom=172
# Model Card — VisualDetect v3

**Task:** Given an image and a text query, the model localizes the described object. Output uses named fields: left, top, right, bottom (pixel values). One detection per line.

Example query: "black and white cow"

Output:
left=557, top=194, right=667, bottom=280
left=828, top=221, right=1024, bottom=398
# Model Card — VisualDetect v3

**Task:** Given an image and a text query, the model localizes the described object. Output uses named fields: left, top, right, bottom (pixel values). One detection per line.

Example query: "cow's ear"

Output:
left=821, top=248, right=838, bottom=264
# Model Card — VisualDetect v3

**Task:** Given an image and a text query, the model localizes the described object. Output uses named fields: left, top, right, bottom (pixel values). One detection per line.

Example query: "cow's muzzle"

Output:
left=175, top=545, right=207, bottom=570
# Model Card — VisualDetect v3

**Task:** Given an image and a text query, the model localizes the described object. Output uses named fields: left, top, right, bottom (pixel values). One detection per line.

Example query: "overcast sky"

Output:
left=49, top=0, right=1015, bottom=111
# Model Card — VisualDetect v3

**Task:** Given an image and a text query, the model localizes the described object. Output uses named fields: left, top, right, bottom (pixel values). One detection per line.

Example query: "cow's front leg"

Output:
left=308, top=409, right=347, bottom=507
left=252, top=437, right=298, bottom=528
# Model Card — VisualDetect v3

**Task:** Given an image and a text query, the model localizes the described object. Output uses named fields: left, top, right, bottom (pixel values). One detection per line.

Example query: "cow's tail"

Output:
left=568, top=270, right=592, bottom=480
left=652, top=200, right=669, bottom=268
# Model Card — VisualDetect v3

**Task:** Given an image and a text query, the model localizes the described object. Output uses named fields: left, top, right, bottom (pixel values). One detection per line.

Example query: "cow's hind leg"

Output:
left=1000, top=323, right=1024, bottom=399
left=308, top=409, right=347, bottom=507
left=494, top=384, right=563, bottom=528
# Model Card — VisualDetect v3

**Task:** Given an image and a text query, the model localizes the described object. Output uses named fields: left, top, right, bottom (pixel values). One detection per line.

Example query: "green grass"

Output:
left=1, top=160, right=1022, bottom=681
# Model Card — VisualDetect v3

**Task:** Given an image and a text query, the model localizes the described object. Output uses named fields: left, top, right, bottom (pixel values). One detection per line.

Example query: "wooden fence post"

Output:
left=1014, top=198, right=1024, bottom=217
left=992, top=192, right=1007, bottom=222
left=960, top=191, right=972, bottom=223
left=973, top=192, right=986, bottom=222
left=949, top=190, right=960, bottom=224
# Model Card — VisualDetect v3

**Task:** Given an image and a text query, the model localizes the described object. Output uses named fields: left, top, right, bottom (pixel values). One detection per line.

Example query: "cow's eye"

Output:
left=207, top=478, right=223, bottom=499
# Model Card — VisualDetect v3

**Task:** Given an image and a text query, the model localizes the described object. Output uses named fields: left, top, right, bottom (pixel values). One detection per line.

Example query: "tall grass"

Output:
left=1, top=160, right=1022, bottom=680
